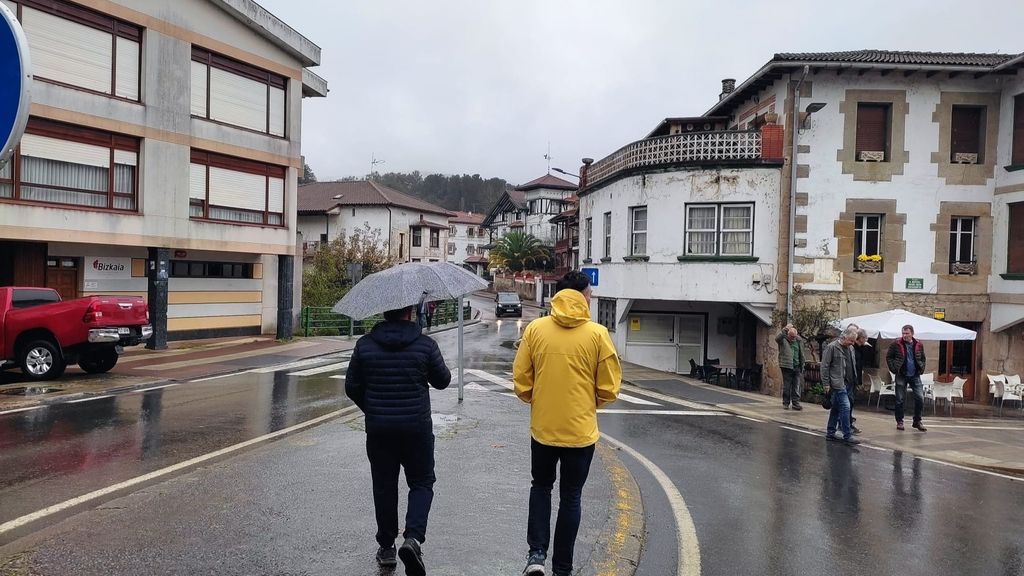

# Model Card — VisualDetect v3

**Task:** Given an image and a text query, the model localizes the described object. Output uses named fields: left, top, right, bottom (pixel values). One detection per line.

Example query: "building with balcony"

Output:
left=702, top=49, right=1024, bottom=400
left=483, top=174, right=576, bottom=247
left=0, top=0, right=327, bottom=344
left=297, top=180, right=453, bottom=264
left=577, top=119, right=784, bottom=376
left=448, top=211, right=489, bottom=275
left=550, top=195, right=579, bottom=274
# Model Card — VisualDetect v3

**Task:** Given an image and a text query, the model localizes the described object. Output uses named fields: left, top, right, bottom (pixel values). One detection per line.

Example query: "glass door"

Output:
left=675, top=315, right=705, bottom=375
left=938, top=321, right=979, bottom=401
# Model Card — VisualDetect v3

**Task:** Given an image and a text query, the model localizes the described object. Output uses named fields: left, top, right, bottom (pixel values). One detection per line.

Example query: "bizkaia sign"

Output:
left=84, top=257, right=132, bottom=279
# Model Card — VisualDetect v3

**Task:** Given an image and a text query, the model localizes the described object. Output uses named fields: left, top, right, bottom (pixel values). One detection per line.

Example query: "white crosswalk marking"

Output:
left=251, top=356, right=347, bottom=374
left=289, top=361, right=349, bottom=377
left=465, top=369, right=514, bottom=390
left=599, top=409, right=729, bottom=416
left=617, top=392, right=661, bottom=406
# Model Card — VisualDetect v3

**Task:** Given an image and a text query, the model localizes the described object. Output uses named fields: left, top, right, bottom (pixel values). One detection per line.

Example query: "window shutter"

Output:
left=855, top=104, right=888, bottom=155
left=1013, top=95, right=1024, bottom=166
left=189, top=163, right=207, bottom=200
left=267, top=177, right=284, bottom=213
left=23, top=7, right=113, bottom=94
left=114, top=37, right=139, bottom=100
left=209, top=166, right=266, bottom=211
left=269, top=86, right=286, bottom=137
left=951, top=106, right=982, bottom=157
left=209, top=67, right=269, bottom=133
left=190, top=61, right=209, bottom=116
left=1009, top=203, right=1024, bottom=274
left=20, top=134, right=110, bottom=167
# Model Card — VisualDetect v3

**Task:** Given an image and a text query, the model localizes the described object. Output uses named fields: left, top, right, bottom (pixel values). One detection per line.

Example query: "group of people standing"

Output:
left=344, top=271, right=621, bottom=576
left=778, top=322, right=929, bottom=446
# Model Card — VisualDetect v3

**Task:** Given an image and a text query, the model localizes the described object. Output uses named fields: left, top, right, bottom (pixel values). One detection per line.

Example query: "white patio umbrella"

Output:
left=332, top=261, right=488, bottom=401
left=837, top=309, right=976, bottom=341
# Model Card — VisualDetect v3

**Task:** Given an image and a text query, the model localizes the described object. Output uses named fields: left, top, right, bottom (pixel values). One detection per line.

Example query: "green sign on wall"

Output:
left=906, top=278, right=924, bottom=289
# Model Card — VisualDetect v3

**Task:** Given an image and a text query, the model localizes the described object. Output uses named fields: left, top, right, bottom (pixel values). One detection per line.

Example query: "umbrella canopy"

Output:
left=332, top=261, right=488, bottom=320
left=837, top=309, right=976, bottom=341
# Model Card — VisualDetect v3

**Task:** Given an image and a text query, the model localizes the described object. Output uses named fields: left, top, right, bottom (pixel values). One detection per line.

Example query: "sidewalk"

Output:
left=621, top=362, right=1024, bottom=477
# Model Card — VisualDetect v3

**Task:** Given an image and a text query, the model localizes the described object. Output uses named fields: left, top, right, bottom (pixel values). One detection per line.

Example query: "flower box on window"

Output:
left=858, top=150, right=885, bottom=162
left=950, top=260, right=977, bottom=275
left=953, top=152, right=978, bottom=165
left=855, top=254, right=883, bottom=272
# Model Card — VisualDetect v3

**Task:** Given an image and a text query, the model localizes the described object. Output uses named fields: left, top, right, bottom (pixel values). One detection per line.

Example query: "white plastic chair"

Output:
left=931, top=382, right=953, bottom=415
left=1006, top=375, right=1023, bottom=413
left=949, top=376, right=966, bottom=410
left=997, top=379, right=1022, bottom=416
left=873, top=373, right=896, bottom=408
left=988, top=374, right=1006, bottom=405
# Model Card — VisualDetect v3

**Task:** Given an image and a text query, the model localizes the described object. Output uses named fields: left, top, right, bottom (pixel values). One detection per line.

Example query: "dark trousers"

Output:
left=847, top=377, right=857, bottom=420
left=527, top=439, right=596, bottom=576
left=781, top=368, right=801, bottom=407
left=366, top=430, right=435, bottom=547
left=894, top=374, right=924, bottom=424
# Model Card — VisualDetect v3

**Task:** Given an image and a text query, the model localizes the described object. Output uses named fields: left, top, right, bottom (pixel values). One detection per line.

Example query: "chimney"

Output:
left=719, top=78, right=736, bottom=101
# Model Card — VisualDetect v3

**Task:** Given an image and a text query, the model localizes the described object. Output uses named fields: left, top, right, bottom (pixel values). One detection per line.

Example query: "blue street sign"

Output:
left=581, top=267, right=599, bottom=287
left=0, top=2, right=31, bottom=169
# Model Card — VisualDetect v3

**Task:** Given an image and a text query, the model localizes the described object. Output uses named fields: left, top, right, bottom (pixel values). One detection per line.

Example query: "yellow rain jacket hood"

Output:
left=513, top=289, right=622, bottom=447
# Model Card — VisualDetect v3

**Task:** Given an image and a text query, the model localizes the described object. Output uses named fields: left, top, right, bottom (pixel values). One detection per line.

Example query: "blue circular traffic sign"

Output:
left=0, top=2, right=31, bottom=169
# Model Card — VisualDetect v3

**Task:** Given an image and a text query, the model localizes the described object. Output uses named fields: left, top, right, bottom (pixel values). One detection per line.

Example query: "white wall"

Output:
left=450, top=221, right=487, bottom=266
left=992, top=70, right=1024, bottom=296
left=580, top=168, right=782, bottom=304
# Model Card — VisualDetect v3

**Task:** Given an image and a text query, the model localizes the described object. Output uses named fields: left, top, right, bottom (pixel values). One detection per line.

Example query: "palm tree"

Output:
left=489, top=231, right=547, bottom=272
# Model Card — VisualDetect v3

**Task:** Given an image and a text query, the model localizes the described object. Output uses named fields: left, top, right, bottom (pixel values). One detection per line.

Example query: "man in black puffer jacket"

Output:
left=345, top=304, right=451, bottom=576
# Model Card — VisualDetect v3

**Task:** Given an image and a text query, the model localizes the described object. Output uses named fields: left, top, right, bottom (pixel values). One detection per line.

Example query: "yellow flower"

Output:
left=857, top=254, right=868, bottom=262
left=870, top=254, right=882, bottom=262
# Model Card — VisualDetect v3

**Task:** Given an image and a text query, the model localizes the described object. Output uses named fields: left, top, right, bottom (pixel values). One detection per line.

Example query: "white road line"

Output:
left=329, top=375, right=345, bottom=380
left=734, top=415, right=765, bottom=423
left=128, top=383, right=180, bottom=393
left=0, top=406, right=44, bottom=416
left=601, top=432, right=701, bottom=576
left=599, top=409, right=729, bottom=416
left=916, top=456, right=1024, bottom=482
left=250, top=356, right=345, bottom=374
left=465, top=369, right=514, bottom=390
left=618, top=382, right=714, bottom=410
left=66, top=395, right=114, bottom=404
left=190, top=373, right=239, bottom=383
left=617, top=392, right=661, bottom=406
left=0, top=405, right=361, bottom=536
left=781, top=425, right=820, bottom=437
left=924, top=424, right=1024, bottom=431
left=289, top=361, right=349, bottom=377
left=464, top=383, right=491, bottom=392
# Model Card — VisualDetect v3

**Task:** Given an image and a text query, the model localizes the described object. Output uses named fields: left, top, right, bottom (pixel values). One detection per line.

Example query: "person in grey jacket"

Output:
left=776, top=324, right=804, bottom=410
left=820, top=326, right=860, bottom=446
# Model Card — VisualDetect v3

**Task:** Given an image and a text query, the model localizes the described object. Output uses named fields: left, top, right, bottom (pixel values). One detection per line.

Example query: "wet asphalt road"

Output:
left=3, top=293, right=1024, bottom=575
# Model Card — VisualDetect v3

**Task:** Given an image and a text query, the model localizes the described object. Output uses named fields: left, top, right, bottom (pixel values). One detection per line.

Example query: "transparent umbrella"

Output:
left=333, top=261, right=488, bottom=401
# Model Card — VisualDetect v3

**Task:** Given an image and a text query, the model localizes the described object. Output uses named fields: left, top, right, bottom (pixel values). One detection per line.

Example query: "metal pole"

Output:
left=786, top=65, right=810, bottom=323
left=457, top=295, right=465, bottom=403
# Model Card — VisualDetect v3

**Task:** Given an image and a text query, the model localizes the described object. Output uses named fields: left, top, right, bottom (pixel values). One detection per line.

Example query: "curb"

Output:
left=622, top=377, right=1024, bottom=479
left=591, top=442, right=645, bottom=576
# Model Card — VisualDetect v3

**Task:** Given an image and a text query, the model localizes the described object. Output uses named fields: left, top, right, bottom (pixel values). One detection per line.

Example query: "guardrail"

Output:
left=300, top=299, right=472, bottom=337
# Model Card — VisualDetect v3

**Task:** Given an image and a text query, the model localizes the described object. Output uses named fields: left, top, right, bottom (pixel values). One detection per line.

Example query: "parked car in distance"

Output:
left=495, top=292, right=522, bottom=317
left=0, top=287, right=152, bottom=381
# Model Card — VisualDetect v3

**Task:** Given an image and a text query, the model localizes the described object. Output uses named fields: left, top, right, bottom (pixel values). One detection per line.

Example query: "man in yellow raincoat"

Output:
left=513, top=270, right=621, bottom=576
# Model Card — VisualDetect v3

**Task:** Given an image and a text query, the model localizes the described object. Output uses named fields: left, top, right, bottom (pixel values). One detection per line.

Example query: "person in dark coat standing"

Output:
left=886, top=324, right=927, bottom=433
left=345, top=305, right=452, bottom=576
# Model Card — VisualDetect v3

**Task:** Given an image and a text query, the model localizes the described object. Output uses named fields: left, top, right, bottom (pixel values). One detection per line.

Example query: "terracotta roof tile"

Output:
left=297, top=181, right=453, bottom=216
left=515, top=174, right=578, bottom=192
left=773, top=50, right=1014, bottom=67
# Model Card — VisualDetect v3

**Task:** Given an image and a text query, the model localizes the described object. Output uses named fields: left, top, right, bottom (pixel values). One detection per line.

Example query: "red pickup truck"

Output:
left=0, top=287, right=152, bottom=381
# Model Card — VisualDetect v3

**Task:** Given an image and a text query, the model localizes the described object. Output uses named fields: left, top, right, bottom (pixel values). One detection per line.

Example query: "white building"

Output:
left=0, top=0, right=326, bottom=345
left=577, top=116, right=784, bottom=376
left=483, top=174, right=576, bottom=246
left=297, top=180, right=453, bottom=264
left=448, top=211, right=489, bottom=275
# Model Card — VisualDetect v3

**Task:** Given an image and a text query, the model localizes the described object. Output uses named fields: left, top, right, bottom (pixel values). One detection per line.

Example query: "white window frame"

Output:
left=603, top=211, right=612, bottom=258
left=585, top=217, right=593, bottom=260
left=854, top=213, right=882, bottom=257
left=685, top=203, right=754, bottom=257
left=949, top=216, right=976, bottom=265
left=629, top=206, right=647, bottom=256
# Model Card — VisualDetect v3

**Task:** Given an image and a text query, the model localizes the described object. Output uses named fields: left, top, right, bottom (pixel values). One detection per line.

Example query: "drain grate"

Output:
left=0, top=386, right=64, bottom=396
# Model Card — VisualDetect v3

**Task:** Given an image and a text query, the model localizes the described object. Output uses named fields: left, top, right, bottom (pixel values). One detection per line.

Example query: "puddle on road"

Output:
left=0, top=386, right=64, bottom=396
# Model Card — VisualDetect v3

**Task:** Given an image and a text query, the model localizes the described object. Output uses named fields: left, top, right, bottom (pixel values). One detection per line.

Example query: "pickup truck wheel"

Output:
left=20, top=340, right=66, bottom=381
left=78, top=348, right=119, bottom=374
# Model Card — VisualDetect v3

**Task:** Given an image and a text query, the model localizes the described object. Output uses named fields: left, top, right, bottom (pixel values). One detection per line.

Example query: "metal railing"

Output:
left=585, top=130, right=763, bottom=188
left=300, top=299, right=472, bottom=337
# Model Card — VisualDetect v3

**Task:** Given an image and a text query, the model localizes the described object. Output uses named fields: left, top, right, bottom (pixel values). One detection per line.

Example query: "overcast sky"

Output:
left=258, top=0, right=1022, bottom=186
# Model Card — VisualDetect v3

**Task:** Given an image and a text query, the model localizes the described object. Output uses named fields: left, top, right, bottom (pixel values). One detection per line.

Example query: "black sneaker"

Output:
left=398, top=537, right=425, bottom=576
left=825, top=434, right=838, bottom=442
left=843, top=437, right=861, bottom=446
left=783, top=403, right=790, bottom=410
left=913, top=421, right=927, bottom=432
left=376, top=545, right=397, bottom=568
left=791, top=403, right=803, bottom=411
left=523, top=552, right=546, bottom=576
left=851, top=425, right=862, bottom=435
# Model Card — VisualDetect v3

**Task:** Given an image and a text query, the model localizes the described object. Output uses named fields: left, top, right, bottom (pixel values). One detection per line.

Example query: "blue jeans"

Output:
left=527, top=439, right=595, bottom=576
left=894, top=374, right=924, bottom=423
left=826, top=388, right=852, bottom=440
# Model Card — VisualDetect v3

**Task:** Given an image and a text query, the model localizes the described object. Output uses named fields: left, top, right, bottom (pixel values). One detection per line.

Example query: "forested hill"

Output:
left=351, top=171, right=511, bottom=213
